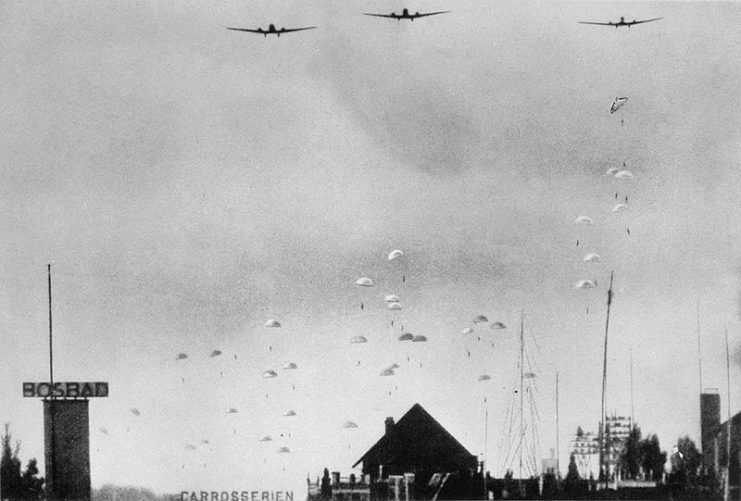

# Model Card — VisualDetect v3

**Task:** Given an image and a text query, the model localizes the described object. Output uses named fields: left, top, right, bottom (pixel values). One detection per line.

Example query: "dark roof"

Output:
left=353, top=403, right=475, bottom=468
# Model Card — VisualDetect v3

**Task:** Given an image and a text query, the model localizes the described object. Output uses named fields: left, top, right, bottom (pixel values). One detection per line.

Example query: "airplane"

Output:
left=362, top=8, right=450, bottom=21
left=226, top=24, right=316, bottom=37
left=578, top=16, right=663, bottom=28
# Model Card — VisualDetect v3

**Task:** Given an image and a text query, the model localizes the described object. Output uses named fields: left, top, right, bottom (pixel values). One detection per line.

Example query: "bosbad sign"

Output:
left=23, top=381, right=109, bottom=398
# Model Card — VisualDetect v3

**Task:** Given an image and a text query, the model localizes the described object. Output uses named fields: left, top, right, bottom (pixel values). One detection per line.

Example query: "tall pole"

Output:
left=519, top=311, right=524, bottom=484
left=556, top=371, right=560, bottom=478
left=47, top=264, right=56, bottom=500
left=630, top=347, right=635, bottom=431
left=48, top=264, right=54, bottom=390
left=724, top=328, right=731, bottom=501
left=697, top=301, right=703, bottom=394
left=600, top=272, right=615, bottom=490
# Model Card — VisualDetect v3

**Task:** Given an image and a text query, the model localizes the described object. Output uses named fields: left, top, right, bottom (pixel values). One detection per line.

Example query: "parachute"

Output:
left=389, top=363, right=400, bottom=369
left=355, top=277, right=375, bottom=287
left=263, top=370, right=278, bottom=378
left=490, top=322, right=506, bottom=330
left=342, top=421, right=358, bottom=429
left=226, top=407, right=238, bottom=414
left=99, top=427, right=109, bottom=435
left=574, top=280, right=597, bottom=289
left=462, top=327, right=474, bottom=335
left=350, top=336, right=368, bottom=344
left=185, top=444, right=196, bottom=451
left=130, top=408, right=141, bottom=416
left=612, top=203, right=629, bottom=212
left=379, top=368, right=395, bottom=376
left=606, top=167, right=620, bottom=176
left=277, top=447, right=290, bottom=453
left=210, top=350, right=222, bottom=358
left=614, top=170, right=634, bottom=180
left=398, top=333, right=414, bottom=341
left=412, top=335, right=427, bottom=342
left=176, top=353, right=188, bottom=360
left=583, top=253, right=601, bottom=263
left=384, top=294, right=400, bottom=303
left=610, top=97, right=628, bottom=114
left=473, top=315, right=489, bottom=324
left=387, top=302, right=402, bottom=310
left=259, top=436, right=272, bottom=442
left=388, top=250, right=405, bottom=261
left=265, top=319, right=281, bottom=328
left=575, top=216, right=594, bottom=225
left=524, top=372, right=537, bottom=379
left=282, top=362, right=298, bottom=370
left=283, top=410, right=297, bottom=417
left=477, top=375, right=492, bottom=382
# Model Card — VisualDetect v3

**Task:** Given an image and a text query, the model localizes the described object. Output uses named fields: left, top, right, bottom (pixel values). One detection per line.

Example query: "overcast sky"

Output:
left=2, top=0, right=741, bottom=496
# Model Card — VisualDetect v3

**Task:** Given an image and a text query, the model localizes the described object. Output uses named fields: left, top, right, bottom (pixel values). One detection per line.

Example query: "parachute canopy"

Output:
left=265, top=319, right=281, bottom=328
left=612, top=203, right=628, bottom=212
left=477, top=375, right=492, bottom=382
left=387, top=302, right=402, bottom=310
left=606, top=167, right=620, bottom=176
left=350, top=336, right=368, bottom=344
left=226, top=407, right=238, bottom=414
left=384, top=294, right=400, bottom=303
left=277, top=447, right=290, bottom=453
left=412, top=335, right=427, bottom=342
left=283, top=410, right=297, bottom=417
left=185, top=444, right=196, bottom=451
left=282, top=362, right=298, bottom=370
left=355, top=277, right=375, bottom=287
left=583, top=253, right=601, bottom=263
left=379, top=368, right=395, bottom=377
left=610, top=97, right=628, bottom=114
left=473, top=315, right=488, bottom=324
left=462, top=327, right=474, bottom=335
left=259, top=436, right=272, bottom=442
left=263, top=370, right=278, bottom=378
left=524, top=372, right=537, bottom=379
left=575, top=216, right=594, bottom=225
left=574, top=279, right=597, bottom=289
left=130, top=408, right=141, bottom=416
left=490, top=322, right=507, bottom=330
left=176, top=353, right=188, bottom=360
left=614, top=170, right=634, bottom=180
left=99, top=427, right=109, bottom=435
left=210, top=350, right=222, bottom=358
left=342, top=421, right=358, bottom=429
left=398, top=333, right=414, bottom=341
left=388, top=249, right=405, bottom=261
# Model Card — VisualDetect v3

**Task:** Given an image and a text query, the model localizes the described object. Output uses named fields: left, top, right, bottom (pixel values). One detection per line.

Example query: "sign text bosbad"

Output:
left=23, top=382, right=109, bottom=398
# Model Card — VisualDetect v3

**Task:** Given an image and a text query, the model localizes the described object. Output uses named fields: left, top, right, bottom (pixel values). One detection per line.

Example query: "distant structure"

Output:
left=571, top=426, right=599, bottom=478
left=541, top=448, right=558, bottom=475
left=572, top=413, right=632, bottom=481
left=700, top=390, right=740, bottom=499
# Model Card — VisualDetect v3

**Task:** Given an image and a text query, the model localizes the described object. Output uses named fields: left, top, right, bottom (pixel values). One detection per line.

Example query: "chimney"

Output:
left=700, top=391, right=721, bottom=473
left=385, top=417, right=395, bottom=437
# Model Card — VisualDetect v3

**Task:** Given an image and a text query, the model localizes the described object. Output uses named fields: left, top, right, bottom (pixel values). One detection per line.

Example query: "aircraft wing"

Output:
left=630, top=17, right=663, bottom=25
left=577, top=21, right=615, bottom=26
left=226, top=27, right=267, bottom=34
left=280, top=27, right=317, bottom=33
left=414, top=11, right=451, bottom=18
left=362, top=13, right=399, bottom=18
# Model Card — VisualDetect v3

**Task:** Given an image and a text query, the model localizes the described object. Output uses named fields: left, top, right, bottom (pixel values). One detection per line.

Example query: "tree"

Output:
left=618, top=425, right=642, bottom=480
left=320, top=468, right=332, bottom=500
left=1, top=424, right=44, bottom=500
left=640, top=434, right=667, bottom=482
left=564, top=454, right=580, bottom=483
left=675, top=436, right=701, bottom=482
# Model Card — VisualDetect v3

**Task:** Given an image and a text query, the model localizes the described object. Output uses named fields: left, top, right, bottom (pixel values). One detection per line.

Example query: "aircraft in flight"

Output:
left=362, top=8, right=450, bottom=21
left=578, top=16, right=663, bottom=28
left=226, top=24, right=316, bottom=36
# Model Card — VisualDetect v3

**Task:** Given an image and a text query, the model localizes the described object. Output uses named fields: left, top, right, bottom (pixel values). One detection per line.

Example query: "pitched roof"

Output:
left=353, top=403, right=475, bottom=468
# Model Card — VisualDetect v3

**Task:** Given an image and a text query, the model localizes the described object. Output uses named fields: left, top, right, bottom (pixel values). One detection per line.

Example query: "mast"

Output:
left=556, top=371, right=560, bottom=477
left=48, top=263, right=54, bottom=391
left=630, top=347, right=634, bottom=430
left=519, top=311, right=524, bottom=482
left=599, top=271, right=615, bottom=490
left=697, top=301, right=703, bottom=395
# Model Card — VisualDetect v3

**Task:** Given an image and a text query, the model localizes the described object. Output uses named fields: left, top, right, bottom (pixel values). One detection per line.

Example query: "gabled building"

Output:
left=353, top=403, right=478, bottom=483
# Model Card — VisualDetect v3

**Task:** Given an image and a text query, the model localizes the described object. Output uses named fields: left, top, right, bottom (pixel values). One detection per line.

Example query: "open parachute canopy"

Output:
left=575, top=216, right=594, bottom=225
left=574, top=279, right=597, bottom=289
left=490, top=322, right=507, bottom=330
left=176, top=353, right=188, bottom=360
left=614, top=170, right=634, bottom=180
left=583, top=253, right=601, bottom=263
left=263, top=370, right=278, bottom=378
left=282, top=362, right=298, bottom=370
left=388, top=249, right=405, bottom=261
left=342, top=421, right=358, bottom=429
left=379, top=368, right=395, bottom=377
left=412, top=335, right=427, bottom=342
left=355, top=277, right=375, bottom=287
left=612, top=203, right=629, bottom=212
left=210, top=349, right=222, bottom=358
left=265, top=319, right=281, bottom=328
left=477, top=375, right=492, bottom=382
left=384, top=294, right=400, bottom=303
left=226, top=408, right=238, bottom=414
left=277, top=447, right=290, bottom=453
left=473, top=315, right=489, bottom=324
left=259, top=436, right=272, bottom=442
left=130, top=408, right=141, bottom=416
left=398, top=333, right=414, bottom=341
left=283, top=410, right=297, bottom=417
left=606, top=167, right=620, bottom=176
left=610, top=97, right=628, bottom=114
left=387, top=302, right=402, bottom=310
left=524, top=372, right=537, bottom=379
left=462, top=327, right=474, bottom=335
left=350, top=336, right=368, bottom=344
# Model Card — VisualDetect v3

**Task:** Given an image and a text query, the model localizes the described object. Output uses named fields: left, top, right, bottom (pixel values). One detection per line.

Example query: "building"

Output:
left=571, top=414, right=633, bottom=482
left=700, top=391, right=740, bottom=500
left=352, top=403, right=481, bottom=500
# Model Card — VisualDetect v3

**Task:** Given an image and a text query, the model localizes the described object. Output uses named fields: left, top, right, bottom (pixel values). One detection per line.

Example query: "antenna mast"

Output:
left=697, top=301, right=703, bottom=394
left=599, top=271, right=615, bottom=490
left=556, top=371, right=560, bottom=477
left=48, top=263, right=54, bottom=391
left=724, top=328, right=731, bottom=501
